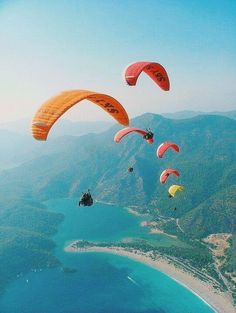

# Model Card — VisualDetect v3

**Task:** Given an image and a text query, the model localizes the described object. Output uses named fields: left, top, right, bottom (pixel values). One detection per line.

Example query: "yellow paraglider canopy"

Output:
left=32, top=90, right=129, bottom=140
left=168, top=185, right=184, bottom=197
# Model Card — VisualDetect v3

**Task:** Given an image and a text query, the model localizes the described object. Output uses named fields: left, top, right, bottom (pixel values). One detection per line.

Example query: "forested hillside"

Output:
left=0, top=198, right=63, bottom=293
left=0, top=113, right=235, bottom=295
left=0, top=114, right=235, bottom=232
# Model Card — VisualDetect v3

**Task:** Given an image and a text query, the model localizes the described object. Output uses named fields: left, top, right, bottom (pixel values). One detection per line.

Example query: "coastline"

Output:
left=65, top=243, right=235, bottom=313
left=127, top=207, right=147, bottom=217
left=140, top=220, right=177, bottom=238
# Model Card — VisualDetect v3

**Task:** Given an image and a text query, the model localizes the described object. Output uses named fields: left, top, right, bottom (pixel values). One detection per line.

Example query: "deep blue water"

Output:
left=0, top=199, right=215, bottom=313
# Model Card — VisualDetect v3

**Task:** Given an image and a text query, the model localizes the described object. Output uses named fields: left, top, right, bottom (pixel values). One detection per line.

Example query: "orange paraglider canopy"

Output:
left=124, top=61, right=170, bottom=90
left=32, top=90, right=129, bottom=140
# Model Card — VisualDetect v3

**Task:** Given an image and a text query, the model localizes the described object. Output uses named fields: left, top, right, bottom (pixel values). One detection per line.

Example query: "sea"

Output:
left=0, top=199, right=215, bottom=313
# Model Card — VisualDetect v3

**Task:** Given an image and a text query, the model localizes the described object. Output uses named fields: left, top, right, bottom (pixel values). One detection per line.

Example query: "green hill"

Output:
left=0, top=198, right=63, bottom=293
left=0, top=113, right=235, bottom=219
left=0, top=113, right=235, bottom=295
left=180, top=186, right=236, bottom=238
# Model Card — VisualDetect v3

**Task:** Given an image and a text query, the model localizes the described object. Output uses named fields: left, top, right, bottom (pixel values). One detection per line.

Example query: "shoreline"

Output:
left=140, top=220, right=177, bottom=238
left=127, top=207, right=148, bottom=217
left=127, top=207, right=177, bottom=239
left=65, top=243, right=235, bottom=313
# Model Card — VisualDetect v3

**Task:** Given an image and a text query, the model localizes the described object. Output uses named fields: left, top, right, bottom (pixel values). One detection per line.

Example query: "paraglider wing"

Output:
left=160, top=169, right=180, bottom=184
left=114, top=127, right=154, bottom=144
left=157, top=142, right=180, bottom=158
left=124, top=61, right=170, bottom=91
left=32, top=90, right=129, bottom=140
left=168, top=185, right=184, bottom=197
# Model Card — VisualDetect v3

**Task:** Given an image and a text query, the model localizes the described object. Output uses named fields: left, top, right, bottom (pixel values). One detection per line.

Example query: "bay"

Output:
left=0, top=199, right=215, bottom=313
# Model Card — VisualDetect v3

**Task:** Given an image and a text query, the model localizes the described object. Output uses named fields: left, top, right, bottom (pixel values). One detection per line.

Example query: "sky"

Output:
left=0, top=0, right=235, bottom=123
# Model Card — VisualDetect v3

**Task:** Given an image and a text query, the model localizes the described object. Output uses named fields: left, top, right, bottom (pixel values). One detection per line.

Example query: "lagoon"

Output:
left=0, top=199, right=215, bottom=313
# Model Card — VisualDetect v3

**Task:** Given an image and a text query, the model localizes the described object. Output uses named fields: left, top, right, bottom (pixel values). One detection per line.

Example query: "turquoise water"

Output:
left=0, top=199, right=215, bottom=313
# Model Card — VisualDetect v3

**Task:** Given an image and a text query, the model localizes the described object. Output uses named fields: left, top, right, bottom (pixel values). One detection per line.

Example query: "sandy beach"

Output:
left=65, top=242, right=235, bottom=313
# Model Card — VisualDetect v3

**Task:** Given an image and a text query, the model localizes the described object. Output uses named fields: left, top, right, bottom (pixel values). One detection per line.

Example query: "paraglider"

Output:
left=157, top=142, right=180, bottom=158
left=32, top=90, right=129, bottom=141
left=143, top=128, right=154, bottom=141
left=168, top=185, right=184, bottom=198
left=79, top=190, right=93, bottom=207
left=160, top=169, right=180, bottom=184
left=124, top=61, right=170, bottom=91
left=114, top=127, right=154, bottom=144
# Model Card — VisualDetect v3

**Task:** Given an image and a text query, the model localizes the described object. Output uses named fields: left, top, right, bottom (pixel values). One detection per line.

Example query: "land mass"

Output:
left=0, top=113, right=235, bottom=304
left=66, top=240, right=236, bottom=313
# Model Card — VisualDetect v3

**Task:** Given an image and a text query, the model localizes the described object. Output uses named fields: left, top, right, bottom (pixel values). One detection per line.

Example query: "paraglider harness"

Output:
left=79, top=190, right=93, bottom=206
left=143, top=128, right=154, bottom=140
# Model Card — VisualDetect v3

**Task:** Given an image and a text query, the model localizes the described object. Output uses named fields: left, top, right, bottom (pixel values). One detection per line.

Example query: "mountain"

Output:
left=0, top=130, right=36, bottom=170
left=0, top=197, right=63, bottom=293
left=0, top=118, right=113, bottom=136
left=1, top=111, right=234, bottom=170
left=0, top=120, right=113, bottom=170
left=0, top=113, right=235, bottom=295
left=0, top=118, right=30, bottom=134
left=0, top=113, right=235, bottom=230
left=180, top=186, right=236, bottom=237
left=162, top=110, right=236, bottom=120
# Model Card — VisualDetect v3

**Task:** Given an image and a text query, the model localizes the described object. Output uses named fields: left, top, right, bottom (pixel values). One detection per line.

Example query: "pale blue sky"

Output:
left=0, top=0, right=235, bottom=123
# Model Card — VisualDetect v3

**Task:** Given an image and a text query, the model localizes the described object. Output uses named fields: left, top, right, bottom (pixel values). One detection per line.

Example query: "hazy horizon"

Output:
left=0, top=108, right=235, bottom=126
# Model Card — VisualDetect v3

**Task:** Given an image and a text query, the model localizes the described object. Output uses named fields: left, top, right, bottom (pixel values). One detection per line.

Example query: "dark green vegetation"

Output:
left=180, top=186, right=236, bottom=238
left=0, top=198, right=63, bottom=294
left=1, top=114, right=234, bottom=234
left=221, top=234, right=236, bottom=296
left=0, top=113, right=235, bottom=299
